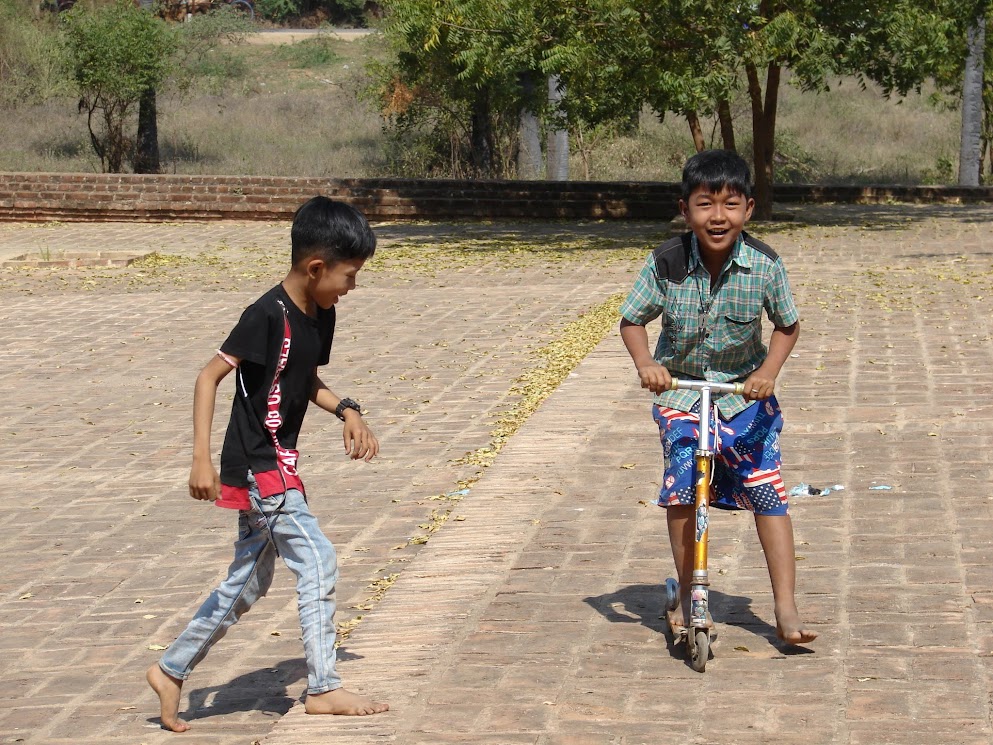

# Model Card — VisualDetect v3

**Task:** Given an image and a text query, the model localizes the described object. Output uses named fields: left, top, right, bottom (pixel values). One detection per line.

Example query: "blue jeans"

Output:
left=159, top=485, right=341, bottom=694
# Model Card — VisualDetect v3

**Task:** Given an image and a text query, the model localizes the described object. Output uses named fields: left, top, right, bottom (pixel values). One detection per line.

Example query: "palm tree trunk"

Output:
left=959, top=14, right=985, bottom=185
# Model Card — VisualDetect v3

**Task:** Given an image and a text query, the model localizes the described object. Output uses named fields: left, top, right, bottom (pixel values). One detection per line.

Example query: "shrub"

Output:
left=272, top=35, right=341, bottom=69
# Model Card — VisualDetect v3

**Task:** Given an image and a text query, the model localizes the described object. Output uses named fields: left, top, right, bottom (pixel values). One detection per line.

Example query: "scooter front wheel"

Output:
left=690, top=629, right=709, bottom=672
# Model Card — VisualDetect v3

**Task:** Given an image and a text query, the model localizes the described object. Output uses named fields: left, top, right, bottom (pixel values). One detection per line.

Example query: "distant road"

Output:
left=246, top=28, right=376, bottom=44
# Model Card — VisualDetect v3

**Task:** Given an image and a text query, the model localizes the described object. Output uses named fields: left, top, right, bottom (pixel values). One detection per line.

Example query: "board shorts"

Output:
left=653, top=396, right=789, bottom=516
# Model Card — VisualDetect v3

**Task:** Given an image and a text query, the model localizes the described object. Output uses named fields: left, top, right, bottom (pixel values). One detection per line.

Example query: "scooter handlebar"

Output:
left=669, top=378, right=745, bottom=396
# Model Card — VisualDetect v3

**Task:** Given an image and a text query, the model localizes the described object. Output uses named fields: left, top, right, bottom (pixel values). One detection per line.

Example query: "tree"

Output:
left=373, top=0, right=543, bottom=177
left=728, top=2, right=955, bottom=216
left=61, top=0, right=176, bottom=173
left=608, top=1, right=956, bottom=217
left=928, top=0, right=992, bottom=183
left=374, top=0, right=958, bottom=199
left=636, top=2, right=741, bottom=152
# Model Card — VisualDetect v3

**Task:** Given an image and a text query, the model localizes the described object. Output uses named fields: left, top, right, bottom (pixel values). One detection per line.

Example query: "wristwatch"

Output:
left=335, top=397, right=362, bottom=420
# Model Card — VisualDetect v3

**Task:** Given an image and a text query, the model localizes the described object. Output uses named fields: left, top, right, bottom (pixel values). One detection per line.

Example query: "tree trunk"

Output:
left=621, top=107, right=640, bottom=135
left=746, top=61, right=780, bottom=220
left=517, top=72, right=543, bottom=179
left=686, top=111, right=705, bottom=152
left=959, top=14, right=985, bottom=186
left=980, top=137, right=988, bottom=184
left=470, top=94, right=493, bottom=177
left=717, top=99, right=736, bottom=152
left=546, top=75, right=569, bottom=180
left=134, top=87, right=161, bottom=174
left=134, top=0, right=161, bottom=174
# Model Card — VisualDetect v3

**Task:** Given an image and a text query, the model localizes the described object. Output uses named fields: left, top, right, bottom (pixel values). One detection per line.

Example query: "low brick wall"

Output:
left=2, top=172, right=992, bottom=223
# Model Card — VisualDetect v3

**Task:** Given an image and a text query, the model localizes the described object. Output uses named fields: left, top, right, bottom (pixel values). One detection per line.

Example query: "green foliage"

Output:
left=254, top=0, right=299, bottom=23
left=373, top=0, right=963, bottom=191
left=920, top=154, right=955, bottom=184
left=769, top=130, right=819, bottom=182
left=371, top=0, right=539, bottom=177
left=0, top=0, right=71, bottom=105
left=61, top=0, right=178, bottom=172
left=272, top=36, right=341, bottom=68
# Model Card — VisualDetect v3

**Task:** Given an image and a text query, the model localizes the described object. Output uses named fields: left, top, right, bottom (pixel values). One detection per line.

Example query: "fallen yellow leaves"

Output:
left=457, top=293, right=625, bottom=471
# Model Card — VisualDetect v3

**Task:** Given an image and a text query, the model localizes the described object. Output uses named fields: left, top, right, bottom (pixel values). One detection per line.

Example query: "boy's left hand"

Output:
left=743, top=369, right=776, bottom=401
left=342, top=412, right=379, bottom=462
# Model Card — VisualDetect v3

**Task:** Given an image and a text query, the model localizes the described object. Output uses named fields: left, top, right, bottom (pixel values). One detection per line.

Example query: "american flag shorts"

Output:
left=652, top=396, right=788, bottom=516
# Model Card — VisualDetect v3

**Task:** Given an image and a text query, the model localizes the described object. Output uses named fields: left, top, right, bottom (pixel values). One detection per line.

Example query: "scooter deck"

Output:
left=665, top=607, right=715, bottom=643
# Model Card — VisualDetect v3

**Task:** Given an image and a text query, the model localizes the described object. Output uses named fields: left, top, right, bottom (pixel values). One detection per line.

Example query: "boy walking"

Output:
left=619, top=150, right=816, bottom=646
left=147, top=196, right=389, bottom=731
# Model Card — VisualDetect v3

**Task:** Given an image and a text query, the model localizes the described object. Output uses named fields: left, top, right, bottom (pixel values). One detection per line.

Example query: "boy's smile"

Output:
left=680, top=186, right=754, bottom=263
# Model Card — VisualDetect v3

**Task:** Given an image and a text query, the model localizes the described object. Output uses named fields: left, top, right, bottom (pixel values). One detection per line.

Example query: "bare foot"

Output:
left=672, top=593, right=691, bottom=630
left=775, top=611, right=818, bottom=646
left=146, top=664, right=189, bottom=732
left=305, top=688, right=389, bottom=716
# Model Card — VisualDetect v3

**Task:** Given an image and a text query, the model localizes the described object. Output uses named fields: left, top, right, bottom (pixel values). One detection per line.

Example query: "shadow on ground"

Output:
left=585, top=583, right=814, bottom=669
left=147, top=648, right=364, bottom=728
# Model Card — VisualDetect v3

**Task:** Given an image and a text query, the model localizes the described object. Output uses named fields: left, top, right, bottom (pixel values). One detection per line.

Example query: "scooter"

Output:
left=662, top=377, right=744, bottom=672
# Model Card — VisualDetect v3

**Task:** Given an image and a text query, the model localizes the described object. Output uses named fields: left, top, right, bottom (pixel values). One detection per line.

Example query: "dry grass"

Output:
left=0, top=32, right=387, bottom=177
left=0, top=33, right=962, bottom=184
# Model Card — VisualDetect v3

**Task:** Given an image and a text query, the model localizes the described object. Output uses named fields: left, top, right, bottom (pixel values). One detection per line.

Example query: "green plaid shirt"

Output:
left=620, top=231, right=799, bottom=418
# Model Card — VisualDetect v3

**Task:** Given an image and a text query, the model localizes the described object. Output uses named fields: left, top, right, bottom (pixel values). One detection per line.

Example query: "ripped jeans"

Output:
left=158, top=482, right=341, bottom=694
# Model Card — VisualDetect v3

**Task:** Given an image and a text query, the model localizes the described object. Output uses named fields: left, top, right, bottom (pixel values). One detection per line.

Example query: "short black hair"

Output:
left=681, top=150, right=752, bottom=201
left=290, top=196, right=377, bottom=266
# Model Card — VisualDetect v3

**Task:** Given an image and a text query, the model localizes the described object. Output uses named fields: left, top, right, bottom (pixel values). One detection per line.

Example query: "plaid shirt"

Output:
left=620, top=231, right=799, bottom=418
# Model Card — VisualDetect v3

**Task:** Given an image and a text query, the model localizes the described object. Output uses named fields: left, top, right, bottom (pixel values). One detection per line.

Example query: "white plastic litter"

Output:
left=787, top=483, right=845, bottom=497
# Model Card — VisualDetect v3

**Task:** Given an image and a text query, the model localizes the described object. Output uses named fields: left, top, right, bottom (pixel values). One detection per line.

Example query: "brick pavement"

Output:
left=0, top=206, right=991, bottom=745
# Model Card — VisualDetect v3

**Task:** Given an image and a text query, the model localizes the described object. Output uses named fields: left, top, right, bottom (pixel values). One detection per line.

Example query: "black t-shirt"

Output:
left=217, top=284, right=335, bottom=505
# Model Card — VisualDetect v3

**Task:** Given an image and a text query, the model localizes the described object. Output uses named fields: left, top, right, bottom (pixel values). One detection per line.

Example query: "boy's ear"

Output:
left=744, top=197, right=755, bottom=221
left=678, top=198, right=688, bottom=218
left=304, top=258, right=326, bottom=279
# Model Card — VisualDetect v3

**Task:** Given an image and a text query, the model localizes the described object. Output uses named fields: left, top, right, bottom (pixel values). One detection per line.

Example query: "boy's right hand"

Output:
left=189, top=458, right=221, bottom=501
left=636, top=361, right=672, bottom=395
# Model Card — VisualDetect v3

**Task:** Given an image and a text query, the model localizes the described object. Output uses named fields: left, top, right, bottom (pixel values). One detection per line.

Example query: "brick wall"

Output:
left=1, top=172, right=991, bottom=223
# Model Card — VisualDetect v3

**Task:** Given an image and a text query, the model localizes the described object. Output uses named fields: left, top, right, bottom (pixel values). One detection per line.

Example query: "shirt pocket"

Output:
left=719, top=302, right=762, bottom=350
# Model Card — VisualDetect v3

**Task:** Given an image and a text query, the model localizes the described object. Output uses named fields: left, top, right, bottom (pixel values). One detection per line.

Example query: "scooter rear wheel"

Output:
left=664, top=578, right=679, bottom=612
